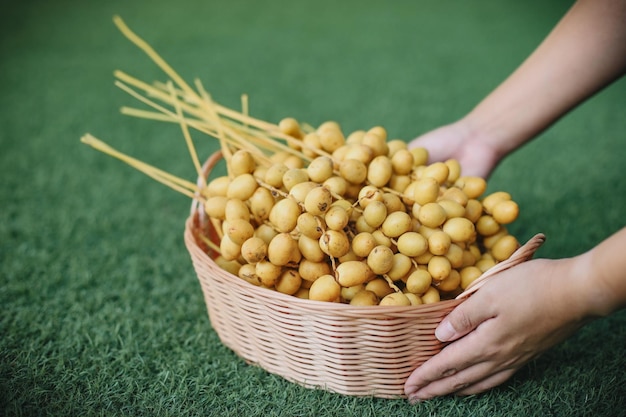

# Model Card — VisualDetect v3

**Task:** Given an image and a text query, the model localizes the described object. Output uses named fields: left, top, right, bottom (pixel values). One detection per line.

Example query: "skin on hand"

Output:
left=407, top=119, right=501, bottom=179
left=404, top=256, right=595, bottom=402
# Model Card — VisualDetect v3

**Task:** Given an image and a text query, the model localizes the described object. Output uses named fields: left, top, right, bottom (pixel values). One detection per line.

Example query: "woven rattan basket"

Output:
left=184, top=151, right=545, bottom=398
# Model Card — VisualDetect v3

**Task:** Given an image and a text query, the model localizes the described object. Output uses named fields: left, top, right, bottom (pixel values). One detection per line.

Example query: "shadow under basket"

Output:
left=183, top=152, right=545, bottom=399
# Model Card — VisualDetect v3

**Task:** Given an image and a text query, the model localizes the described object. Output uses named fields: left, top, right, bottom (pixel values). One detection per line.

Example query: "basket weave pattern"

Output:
left=184, top=153, right=545, bottom=398
left=186, top=214, right=464, bottom=398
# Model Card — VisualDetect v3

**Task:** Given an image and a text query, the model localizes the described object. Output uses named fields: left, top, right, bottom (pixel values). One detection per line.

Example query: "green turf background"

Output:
left=2, top=0, right=625, bottom=416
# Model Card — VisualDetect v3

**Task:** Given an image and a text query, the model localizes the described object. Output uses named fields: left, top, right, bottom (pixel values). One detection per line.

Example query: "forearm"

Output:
left=576, top=227, right=626, bottom=318
left=464, top=0, right=626, bottom=158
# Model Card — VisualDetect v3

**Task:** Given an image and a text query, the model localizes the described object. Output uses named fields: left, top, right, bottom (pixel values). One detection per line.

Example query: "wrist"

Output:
left=568, top=249, right=618, bottom=319
left=580, top=229, right=626, bottom=317
left=458, top=112, right=512, bottom=164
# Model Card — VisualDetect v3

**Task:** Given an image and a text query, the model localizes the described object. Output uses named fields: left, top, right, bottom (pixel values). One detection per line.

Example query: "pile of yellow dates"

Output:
left=204, top=119, right=520, bottom=306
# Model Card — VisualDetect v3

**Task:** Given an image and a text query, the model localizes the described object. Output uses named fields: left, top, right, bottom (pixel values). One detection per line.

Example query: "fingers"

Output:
left=455, top=370, right=516, bottom=396
left=436, top=292, right=496, bottom=342
left=403, top=296, right=497, bottom=398
left=407, top=365, right=517, bottom=402
left=404, top=330, right=485, bottom=399
left=404, top=310, right=506, bottom=401
left=407, top=121, right=499, bottom=178
left=407, top=124, right=463, bottom=162
left=404, top=327, right=518, bottom=402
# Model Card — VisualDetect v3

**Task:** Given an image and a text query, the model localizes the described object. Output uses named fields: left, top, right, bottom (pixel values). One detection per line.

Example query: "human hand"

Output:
left=404, top=257, right=591, bottom=402
left=408, top=119, right=501, bottom=179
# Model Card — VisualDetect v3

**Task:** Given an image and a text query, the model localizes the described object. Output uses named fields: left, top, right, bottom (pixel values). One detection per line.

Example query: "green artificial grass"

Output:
left=1, top=0, right=625, bottom=416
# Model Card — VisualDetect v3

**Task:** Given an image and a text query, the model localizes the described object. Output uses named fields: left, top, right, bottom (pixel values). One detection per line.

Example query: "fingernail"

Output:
left=435, top=320, right=455, bottom=342
left=408, top=394, right=423, bottom=404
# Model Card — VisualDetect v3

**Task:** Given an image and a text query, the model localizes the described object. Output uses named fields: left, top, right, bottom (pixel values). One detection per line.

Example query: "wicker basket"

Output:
left=184, top=152, right=545, bottom=398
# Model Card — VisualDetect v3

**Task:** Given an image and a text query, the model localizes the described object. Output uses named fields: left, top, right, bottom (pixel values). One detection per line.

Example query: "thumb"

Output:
left=435, top=296, right=492, bottom=342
